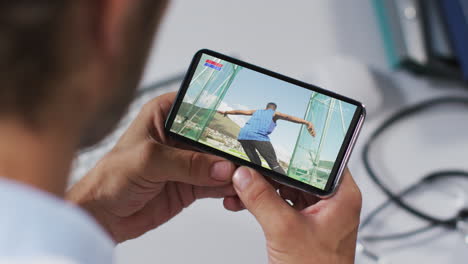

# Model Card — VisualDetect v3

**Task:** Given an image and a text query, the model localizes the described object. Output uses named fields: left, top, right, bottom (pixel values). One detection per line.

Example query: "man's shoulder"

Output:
left=0, top=179, right=114, bottom=264
left=0, top=257, right=80, bottom=264
left=273, top=111, right=285, bottom=117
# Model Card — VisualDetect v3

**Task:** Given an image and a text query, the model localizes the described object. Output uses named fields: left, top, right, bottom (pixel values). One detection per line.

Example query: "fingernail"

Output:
left=211, top=161, right=233, bottom=181
left=233, top=167, right=252, bottom=191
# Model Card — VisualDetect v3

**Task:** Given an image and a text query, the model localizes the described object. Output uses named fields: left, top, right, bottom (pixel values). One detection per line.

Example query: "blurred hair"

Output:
left=0, top=0, right=167, bottom=132
left=0, top=1, right=70, bottom=119
left=266, top=102, right=277, bottom=110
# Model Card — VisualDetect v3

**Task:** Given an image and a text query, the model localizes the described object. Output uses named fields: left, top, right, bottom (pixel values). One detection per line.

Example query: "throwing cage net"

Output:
left=171, top=55, right=242, bottom=141
left=287, top=92, right=356, bottom=189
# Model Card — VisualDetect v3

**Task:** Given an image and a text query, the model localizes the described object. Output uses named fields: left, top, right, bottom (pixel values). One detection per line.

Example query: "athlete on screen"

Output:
left=218, top=103, right=316, bottom=174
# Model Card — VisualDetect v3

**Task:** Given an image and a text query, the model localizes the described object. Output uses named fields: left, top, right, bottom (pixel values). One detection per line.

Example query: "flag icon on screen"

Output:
left=204, top=59, right=223, bottom=71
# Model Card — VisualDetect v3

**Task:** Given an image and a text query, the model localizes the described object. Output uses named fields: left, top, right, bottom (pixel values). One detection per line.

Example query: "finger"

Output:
left=279, top=186, right=320, bottom=210
left=116, top=92, right=178, bottom=146
left=223, top=196, right=245, bottom=212
left=302, top=169, right=362, bottom=225
left=278, top=186, right=300, bottom=205
left=194, top=184, right=236, bottom=199
left=150, top=92, right=177, bottom=144
left=150, top=91, right=177, bottom=118
left=294, top=192, right=320, bottom=210
left=232, top=166, right=298, bottom=232
left=144, top=141, right=236, bottom=186
left=266, top=177, right=281, bottom=190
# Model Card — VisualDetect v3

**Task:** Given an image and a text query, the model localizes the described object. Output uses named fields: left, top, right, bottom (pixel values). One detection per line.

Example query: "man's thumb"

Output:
left=233, top=167, right=296, bottom=231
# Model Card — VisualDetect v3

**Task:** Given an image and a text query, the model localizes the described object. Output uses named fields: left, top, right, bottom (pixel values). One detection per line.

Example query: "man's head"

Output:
left=0, top=0, right=168, bottom=148
left=266, top=102, right=277, bottom=111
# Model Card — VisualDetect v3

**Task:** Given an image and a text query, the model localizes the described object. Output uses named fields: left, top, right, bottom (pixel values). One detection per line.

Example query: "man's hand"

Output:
left=217, top=110, right=227, bottom=116
left=306, top=121, right=316, bottom=137
left=67, top=92, right=236, bottom=243
left=225, top=167, right=361, bottom=264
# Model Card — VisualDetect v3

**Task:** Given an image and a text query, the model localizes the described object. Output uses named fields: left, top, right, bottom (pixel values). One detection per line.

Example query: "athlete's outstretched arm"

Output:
left=275, top=112, right=316, bottom=137
left=217, top=110, right=256, bottom=116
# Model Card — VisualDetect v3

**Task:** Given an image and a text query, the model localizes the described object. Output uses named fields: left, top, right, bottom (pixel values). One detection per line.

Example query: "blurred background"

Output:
left=73, top=0, right=468, bottom=263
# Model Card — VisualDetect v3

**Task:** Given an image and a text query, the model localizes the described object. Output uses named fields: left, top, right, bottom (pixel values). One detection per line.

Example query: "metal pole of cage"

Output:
left=177, top=59, right=221, bottom=135
left=311, top=99, right=336, bottom=183
left=287, top=92, right=317, bottom=180
left=198, top=65, right=242, bottom=141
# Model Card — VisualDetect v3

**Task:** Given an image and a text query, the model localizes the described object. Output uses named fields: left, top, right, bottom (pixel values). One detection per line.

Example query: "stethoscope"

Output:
left=358, top=97, right=468, bottom=262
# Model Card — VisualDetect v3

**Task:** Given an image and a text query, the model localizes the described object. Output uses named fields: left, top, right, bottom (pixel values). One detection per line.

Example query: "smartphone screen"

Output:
left=165, top=50, right=365, bottom=196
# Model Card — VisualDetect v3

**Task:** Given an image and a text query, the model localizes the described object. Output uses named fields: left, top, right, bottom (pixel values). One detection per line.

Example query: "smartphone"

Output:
left=165, top=49, right=366, bottom=197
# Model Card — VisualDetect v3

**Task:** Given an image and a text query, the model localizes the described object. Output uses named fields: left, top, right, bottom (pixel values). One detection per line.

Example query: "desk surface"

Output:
left=73, top=1, right=468, bottom=263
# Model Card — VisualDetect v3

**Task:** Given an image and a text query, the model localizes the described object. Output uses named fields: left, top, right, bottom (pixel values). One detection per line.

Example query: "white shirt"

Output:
left=0, top=179, right=114, bottom=264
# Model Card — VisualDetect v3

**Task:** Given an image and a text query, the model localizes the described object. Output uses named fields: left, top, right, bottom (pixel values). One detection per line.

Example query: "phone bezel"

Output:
left=164, top=49, right=366, bottom=197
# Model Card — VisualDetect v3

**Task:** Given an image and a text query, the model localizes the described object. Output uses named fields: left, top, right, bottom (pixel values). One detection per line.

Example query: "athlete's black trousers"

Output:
left=238, top=140, right=286, bottom=174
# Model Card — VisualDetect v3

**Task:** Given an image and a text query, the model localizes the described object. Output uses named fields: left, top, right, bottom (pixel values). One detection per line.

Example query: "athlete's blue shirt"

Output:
left=238, top=109, right=277, bottom=141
